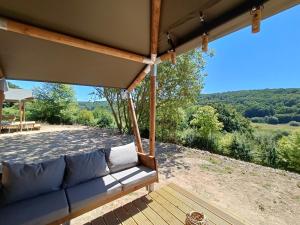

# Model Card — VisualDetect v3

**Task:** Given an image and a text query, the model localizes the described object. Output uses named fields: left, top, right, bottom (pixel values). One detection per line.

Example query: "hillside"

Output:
left=199, top=88, right=300, bottom=123
left=78, top=101, right=108, bottom=110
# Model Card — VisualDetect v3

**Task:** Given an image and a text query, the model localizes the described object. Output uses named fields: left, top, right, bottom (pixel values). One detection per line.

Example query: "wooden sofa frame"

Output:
left=48, top=152, right=159, bottom=225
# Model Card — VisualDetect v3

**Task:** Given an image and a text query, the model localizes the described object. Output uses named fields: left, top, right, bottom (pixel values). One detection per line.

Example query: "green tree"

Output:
left=30, top=83, right=78, bottom=124
left=7, top=81, right=21, bottom=89
left=190, top=105, right=223, bottom=142
left=92, top=107, right=114, bottom=128
left=277, top=132, right=300, bottom=172
left=94, top=49, right=209, bottom=137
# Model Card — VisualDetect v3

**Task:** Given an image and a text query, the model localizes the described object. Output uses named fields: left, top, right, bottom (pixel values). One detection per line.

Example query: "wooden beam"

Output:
left=0, top=17, right=153, bottom=64
left=149, top=64, right=157, bottom=157
left=128, top=93, right=144, bottom=153
left=151, top=0, right=162, bottom=59
left=19, top=101, right=23, bottom=132
left=127, top=65, right=151, bottom=92
left=0, top=69, right=4, bottom=132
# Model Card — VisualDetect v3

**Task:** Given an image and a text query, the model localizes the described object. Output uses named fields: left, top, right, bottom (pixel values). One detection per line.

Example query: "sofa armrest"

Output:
left=137, top=152, right=157, bottom=170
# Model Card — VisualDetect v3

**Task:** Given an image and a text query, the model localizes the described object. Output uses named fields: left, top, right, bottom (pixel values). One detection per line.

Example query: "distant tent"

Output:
left=5, top=88, right=33, bottom=102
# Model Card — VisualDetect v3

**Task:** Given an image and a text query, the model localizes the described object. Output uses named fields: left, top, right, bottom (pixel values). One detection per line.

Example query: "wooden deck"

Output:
left=84, top=183, right=252, bottom=225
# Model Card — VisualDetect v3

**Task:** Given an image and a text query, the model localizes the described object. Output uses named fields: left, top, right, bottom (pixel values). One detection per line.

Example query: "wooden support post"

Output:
left=0, top=17, right=152, bottom=64
left=0, top=70, right=4, bottom=132
left=149, top=64, right=157, bottom=157
left=128, top=92, right=144, bottom=153
left=19, top=101, right=23, bottom=132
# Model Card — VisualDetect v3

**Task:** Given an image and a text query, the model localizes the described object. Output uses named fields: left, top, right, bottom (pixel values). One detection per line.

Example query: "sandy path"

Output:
left=0, top=125, right=299, bottom=225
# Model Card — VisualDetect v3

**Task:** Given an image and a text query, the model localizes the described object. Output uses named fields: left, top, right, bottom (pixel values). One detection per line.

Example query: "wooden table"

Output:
left=85, top=183, right=252, bottom=225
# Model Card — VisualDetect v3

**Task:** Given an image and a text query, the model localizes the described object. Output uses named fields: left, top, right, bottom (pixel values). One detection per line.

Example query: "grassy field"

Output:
left=252, top=122, right=300, bottom=133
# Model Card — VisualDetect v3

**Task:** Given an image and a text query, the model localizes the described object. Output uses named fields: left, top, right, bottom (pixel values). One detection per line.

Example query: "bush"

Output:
left=229, top=133, right=253, bottom=161
left=92, top=107, right=114, bottom=128
left=251, top=117, right=265, bottom=123
left=289, top=121, right=300, bottom=127
left=182, top=128, right=219, bottom=152
left=277, top=132, right=300, bottom=173
left=265, top=116, right=279, bottom=124
left=77, top=109, right=95, bottom=126
left=254, top=133, right=277, bottom=167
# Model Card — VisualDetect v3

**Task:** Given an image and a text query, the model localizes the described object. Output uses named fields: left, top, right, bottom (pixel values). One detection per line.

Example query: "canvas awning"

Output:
left=0, top=0, right=298, bottom=88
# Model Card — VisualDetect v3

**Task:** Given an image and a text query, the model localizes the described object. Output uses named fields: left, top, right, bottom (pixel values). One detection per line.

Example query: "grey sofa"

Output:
left=0, top=142, right=158, bottom=225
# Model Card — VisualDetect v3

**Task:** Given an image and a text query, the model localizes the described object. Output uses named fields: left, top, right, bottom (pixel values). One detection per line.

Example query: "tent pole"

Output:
left=0, top=70, right=4, bottom=133
left=128, top=92, right=144, bottom=153
left=19, top=101, right=22, bottom=132
left=149, top=64, right=157, bottom=157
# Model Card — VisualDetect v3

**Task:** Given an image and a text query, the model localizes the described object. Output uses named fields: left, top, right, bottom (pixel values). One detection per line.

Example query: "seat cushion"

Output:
left=0, top=157, right=65, bottom=205
left=0, top=190, right=69, bottom=225
left=64, top=150, right=109, bottom=187
left=66, top=175, right=122, bottom=212
left=105, top=142, right=138, bottom=173
left=111, top=166, right=157, bottom=190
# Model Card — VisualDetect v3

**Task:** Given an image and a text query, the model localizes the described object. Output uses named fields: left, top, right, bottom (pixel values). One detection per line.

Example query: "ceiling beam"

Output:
left=0, top=17, right=153, bottom=64
left=127, top=65, right=151, bottom=92
left=150, top=0, right=161, bottom=59
left=127, top=0, right=161, bottom=91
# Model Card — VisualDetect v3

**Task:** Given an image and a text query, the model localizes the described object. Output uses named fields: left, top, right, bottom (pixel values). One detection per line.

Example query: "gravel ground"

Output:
left=0, top=125, right=299, bottom=225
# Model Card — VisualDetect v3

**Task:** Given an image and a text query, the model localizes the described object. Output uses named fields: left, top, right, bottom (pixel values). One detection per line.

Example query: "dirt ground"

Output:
left=0, top=125, right=299, bottom=225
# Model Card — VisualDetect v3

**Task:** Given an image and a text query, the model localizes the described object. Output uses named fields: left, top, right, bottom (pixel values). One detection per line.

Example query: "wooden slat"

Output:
left=168, top=183, right=252, bottom=225
left=133, top=198, right=168, bottom=225
left=103, top=211, right=121, bottom=225
left=0, top=17, right=151, bottom=64
left=148, top=191, right=186, bottom=222
left=127, top=65, right=151, bottom=92
left=142, top=195, right=183, bottom=225
left=157, top=188, right=216, bottom=225
left=163, top=186, right=228, bottom=225
left=123, top=202, right=152, bottom=225
left=91, top=217, right=107, bottom=225
left=114, top=207, right=137, bottom=225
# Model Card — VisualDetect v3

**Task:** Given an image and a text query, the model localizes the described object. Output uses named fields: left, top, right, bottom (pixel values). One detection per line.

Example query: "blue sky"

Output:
left=10, top=5, right=300, bottom=100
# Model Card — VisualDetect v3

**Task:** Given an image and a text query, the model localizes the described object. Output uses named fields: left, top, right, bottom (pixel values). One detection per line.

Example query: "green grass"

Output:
left=252, top=123, right=300, bottom=134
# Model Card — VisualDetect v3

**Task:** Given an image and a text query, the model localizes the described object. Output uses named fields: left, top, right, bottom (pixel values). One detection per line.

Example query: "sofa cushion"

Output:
left=111, top=166, right=157, bottom=190
left=64, top=150, right=109, bottom=187
left=0, top=157, right=65, bottom=205
left=0, top=190, right=69, bottom=225
left=66, top=174, right=121, bottom=212
left=105, top=142, right=138, bottom=173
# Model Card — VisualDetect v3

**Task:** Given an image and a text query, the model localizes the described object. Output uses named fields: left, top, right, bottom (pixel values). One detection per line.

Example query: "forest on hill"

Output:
left=199, top=88, right=300, bottom=124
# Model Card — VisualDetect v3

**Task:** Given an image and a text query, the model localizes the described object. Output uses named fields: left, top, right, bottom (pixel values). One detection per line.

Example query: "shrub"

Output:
left=265, top=116, right=279, bottom=125
left=229, top=133, right=253, bottom=162
left=277, top=132, right=300, bottom=173
left=251, top=117, right=265, bottom=123
left=289, top=121, right=300, bottom=127
left=254, top=133, right=277, bottom=167
left=92, top=107, right=114, bottom=128
left=77, top=109, right=95, bottom=126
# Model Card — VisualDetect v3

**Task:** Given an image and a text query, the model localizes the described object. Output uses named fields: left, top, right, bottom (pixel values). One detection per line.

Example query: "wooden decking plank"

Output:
left=148, top=191, right=187, bottom=222
left=142, top=195, right=183, bottom=225
left=114, top=206, right=137, bottom=225
left=157, top=188, right=216, bottom=225
left=163, top=186, right=228, bottom=225
left=103, top=210, right=121, bottom=225
left=168, top=183, right=251, bottom=225
left=133, top=198, right=167, bottom=225
left=123, top=202, right=152, bottom=225
left=91, top=217, right=107, bottom=225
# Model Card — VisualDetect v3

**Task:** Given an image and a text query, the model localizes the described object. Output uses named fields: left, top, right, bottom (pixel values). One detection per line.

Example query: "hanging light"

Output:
left=167, top=32, right=176, bottom=65
left=251, top=5, right=263, bottom=33
left=199, top=12, right=208, bottom=52
left=201, top=33, right=208, bottom=52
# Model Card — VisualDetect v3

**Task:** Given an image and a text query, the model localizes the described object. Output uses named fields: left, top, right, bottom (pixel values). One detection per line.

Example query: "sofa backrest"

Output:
left=0, top=157, right=65, bottom=206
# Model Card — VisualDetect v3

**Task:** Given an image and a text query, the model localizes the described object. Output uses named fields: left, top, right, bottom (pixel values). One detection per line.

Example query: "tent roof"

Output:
left=5, top=88, right=33, bottom=102
left=0, top=0, right=298, bottom=88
